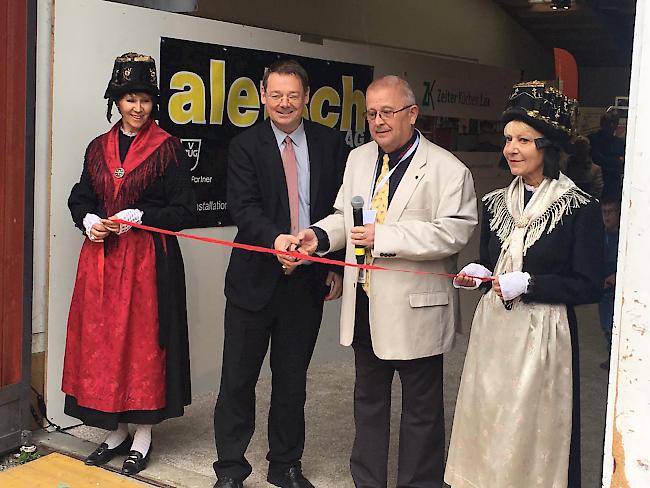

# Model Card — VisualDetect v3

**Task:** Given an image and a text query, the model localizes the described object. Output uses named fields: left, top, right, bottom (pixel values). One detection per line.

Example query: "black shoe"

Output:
left=267, top=464, right=314, bottom=488
left=84, top=434, right=132, bottom=466
left=214, top=477, right=244, bottom=488
left=121, top=445, right=152, bottom=476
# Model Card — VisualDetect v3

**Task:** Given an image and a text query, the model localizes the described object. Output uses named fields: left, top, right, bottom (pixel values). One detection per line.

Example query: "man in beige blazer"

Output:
left=278, top=75, right=477, bottom=487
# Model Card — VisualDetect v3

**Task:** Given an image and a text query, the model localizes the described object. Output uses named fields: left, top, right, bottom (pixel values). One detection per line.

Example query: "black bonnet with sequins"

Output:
left=501, top=80, right=577, bottom=146
left=104, top=52, right=159, bottom=101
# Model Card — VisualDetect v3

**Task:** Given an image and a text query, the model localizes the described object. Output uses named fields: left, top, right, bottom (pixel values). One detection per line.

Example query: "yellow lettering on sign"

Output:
left=340, top=75, right=365, bottom=131
left=210, top=59, right=225, bottom=125
left=259, top=80, right=269, bottom=120
left=168, top=71, right=206, bottom=124
left=310, top=86, right=340, bottom=128
left=227, top=77, right=260, bottom=127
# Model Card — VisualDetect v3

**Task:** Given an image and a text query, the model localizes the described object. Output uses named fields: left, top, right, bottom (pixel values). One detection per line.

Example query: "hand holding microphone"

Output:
left=351, top=195, right=367, bottom=264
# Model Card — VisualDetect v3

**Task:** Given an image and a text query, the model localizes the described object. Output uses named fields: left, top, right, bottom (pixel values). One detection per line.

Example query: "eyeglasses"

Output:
left=267, top=93, right=303, bottom=103
left=364, top=105, right=414, bottom=121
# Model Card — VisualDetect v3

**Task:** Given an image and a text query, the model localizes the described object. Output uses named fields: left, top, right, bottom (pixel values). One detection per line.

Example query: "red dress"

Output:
left=63, top=120, right=193, bottom=426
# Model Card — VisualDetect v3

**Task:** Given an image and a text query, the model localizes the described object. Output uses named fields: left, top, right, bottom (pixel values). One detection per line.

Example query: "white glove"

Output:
left=83, top=213, right=101, bottom=240
left=498, top=271, right=531, bottom=301
left=453, top=263, right=492, bottom=289
left=114, top=209, right=143, bottom=235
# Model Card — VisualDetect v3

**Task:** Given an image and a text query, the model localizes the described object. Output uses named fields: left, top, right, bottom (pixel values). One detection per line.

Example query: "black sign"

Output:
left=159, top=37, right=373, bottom=227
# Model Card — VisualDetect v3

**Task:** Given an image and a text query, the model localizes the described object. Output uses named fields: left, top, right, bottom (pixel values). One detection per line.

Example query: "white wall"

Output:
left=32, top=0, right=55, bottom=356
left=191, top=0, right=554, bottom=79
left=45, top=0, right=516, bottom=426
left=602, top=0, right=650, bottom=485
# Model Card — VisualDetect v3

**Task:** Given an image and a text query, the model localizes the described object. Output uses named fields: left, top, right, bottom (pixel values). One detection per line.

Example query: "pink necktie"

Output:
left=282, top=136, right=300, bottom=235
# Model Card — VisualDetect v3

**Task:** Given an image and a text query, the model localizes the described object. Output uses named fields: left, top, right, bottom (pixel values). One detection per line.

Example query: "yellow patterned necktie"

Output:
left=363, top=153, right=390, bottom=292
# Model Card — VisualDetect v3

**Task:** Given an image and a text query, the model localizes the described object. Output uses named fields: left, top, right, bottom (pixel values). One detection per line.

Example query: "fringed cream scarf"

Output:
left=483, top=173, right=590, bottom=275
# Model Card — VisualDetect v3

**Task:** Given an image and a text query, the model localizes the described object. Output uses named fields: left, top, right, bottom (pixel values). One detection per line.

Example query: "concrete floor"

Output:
left=37, top=304, right=610, bottom=488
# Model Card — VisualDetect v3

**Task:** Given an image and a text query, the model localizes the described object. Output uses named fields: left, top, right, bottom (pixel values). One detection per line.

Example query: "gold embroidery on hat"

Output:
left=116, top=53, right=153, bottom=63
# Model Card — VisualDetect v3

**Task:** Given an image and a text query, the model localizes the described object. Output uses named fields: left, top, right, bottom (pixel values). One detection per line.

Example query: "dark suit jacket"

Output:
left=225, top=119, right=349, bottom=312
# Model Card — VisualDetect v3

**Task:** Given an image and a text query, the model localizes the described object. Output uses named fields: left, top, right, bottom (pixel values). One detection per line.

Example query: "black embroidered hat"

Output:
left=501, top=80, right=577, bottom=146
left=104, top=52, right=159, bottom=122
left=104, top=52, right=159, bottom=100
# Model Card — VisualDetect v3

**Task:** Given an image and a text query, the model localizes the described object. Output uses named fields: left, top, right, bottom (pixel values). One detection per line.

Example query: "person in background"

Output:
left=565, top=135, right=603, bottom=198
left=599, top=194, right=621, bottom=370
left=63, top=52, right=195, bottom=477
left=588, top=110, right=625, bottom=197
left=212, top=59, right=348, bottom=488
left=445, top=81, right=603, bottom=488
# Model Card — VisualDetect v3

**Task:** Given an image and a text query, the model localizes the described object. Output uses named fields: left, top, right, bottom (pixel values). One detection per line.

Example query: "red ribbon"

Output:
left=113, top=219, right=494, bottom=282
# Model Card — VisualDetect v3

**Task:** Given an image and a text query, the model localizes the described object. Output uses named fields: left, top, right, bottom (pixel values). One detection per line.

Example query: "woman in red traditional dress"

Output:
left=62, top=53, right=195, bottom=476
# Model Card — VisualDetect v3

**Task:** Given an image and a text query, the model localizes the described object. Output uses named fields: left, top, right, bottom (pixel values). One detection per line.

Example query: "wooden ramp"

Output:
left=0, top=452, right=147, bottom=487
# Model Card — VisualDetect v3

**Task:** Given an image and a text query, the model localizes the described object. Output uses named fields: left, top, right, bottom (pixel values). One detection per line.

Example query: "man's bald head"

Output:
left=367, top=76, right=416, bottom=106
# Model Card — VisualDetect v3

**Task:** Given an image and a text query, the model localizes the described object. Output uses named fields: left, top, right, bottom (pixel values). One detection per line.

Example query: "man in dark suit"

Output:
left=213, top=59, right=349, bottom=488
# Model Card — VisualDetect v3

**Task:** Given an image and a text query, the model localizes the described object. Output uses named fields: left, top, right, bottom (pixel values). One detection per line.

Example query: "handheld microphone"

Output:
left=351, top=195, right=365, bottom=264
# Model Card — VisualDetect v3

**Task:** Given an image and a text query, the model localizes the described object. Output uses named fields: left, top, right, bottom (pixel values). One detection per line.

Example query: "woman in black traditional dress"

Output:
left=445, top=81, right=603, bottom=488
left=62, top=52, right=195, bottom=476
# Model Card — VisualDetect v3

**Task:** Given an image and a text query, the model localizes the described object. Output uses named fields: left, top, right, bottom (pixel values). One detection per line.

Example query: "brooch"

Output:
left=514, top=216, right=529, bottom=228
left=114, top=167, right=125, bottom=178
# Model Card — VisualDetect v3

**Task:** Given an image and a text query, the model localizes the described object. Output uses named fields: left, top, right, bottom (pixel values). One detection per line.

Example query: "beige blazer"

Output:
left=315, top=133, right=478, bottom=360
